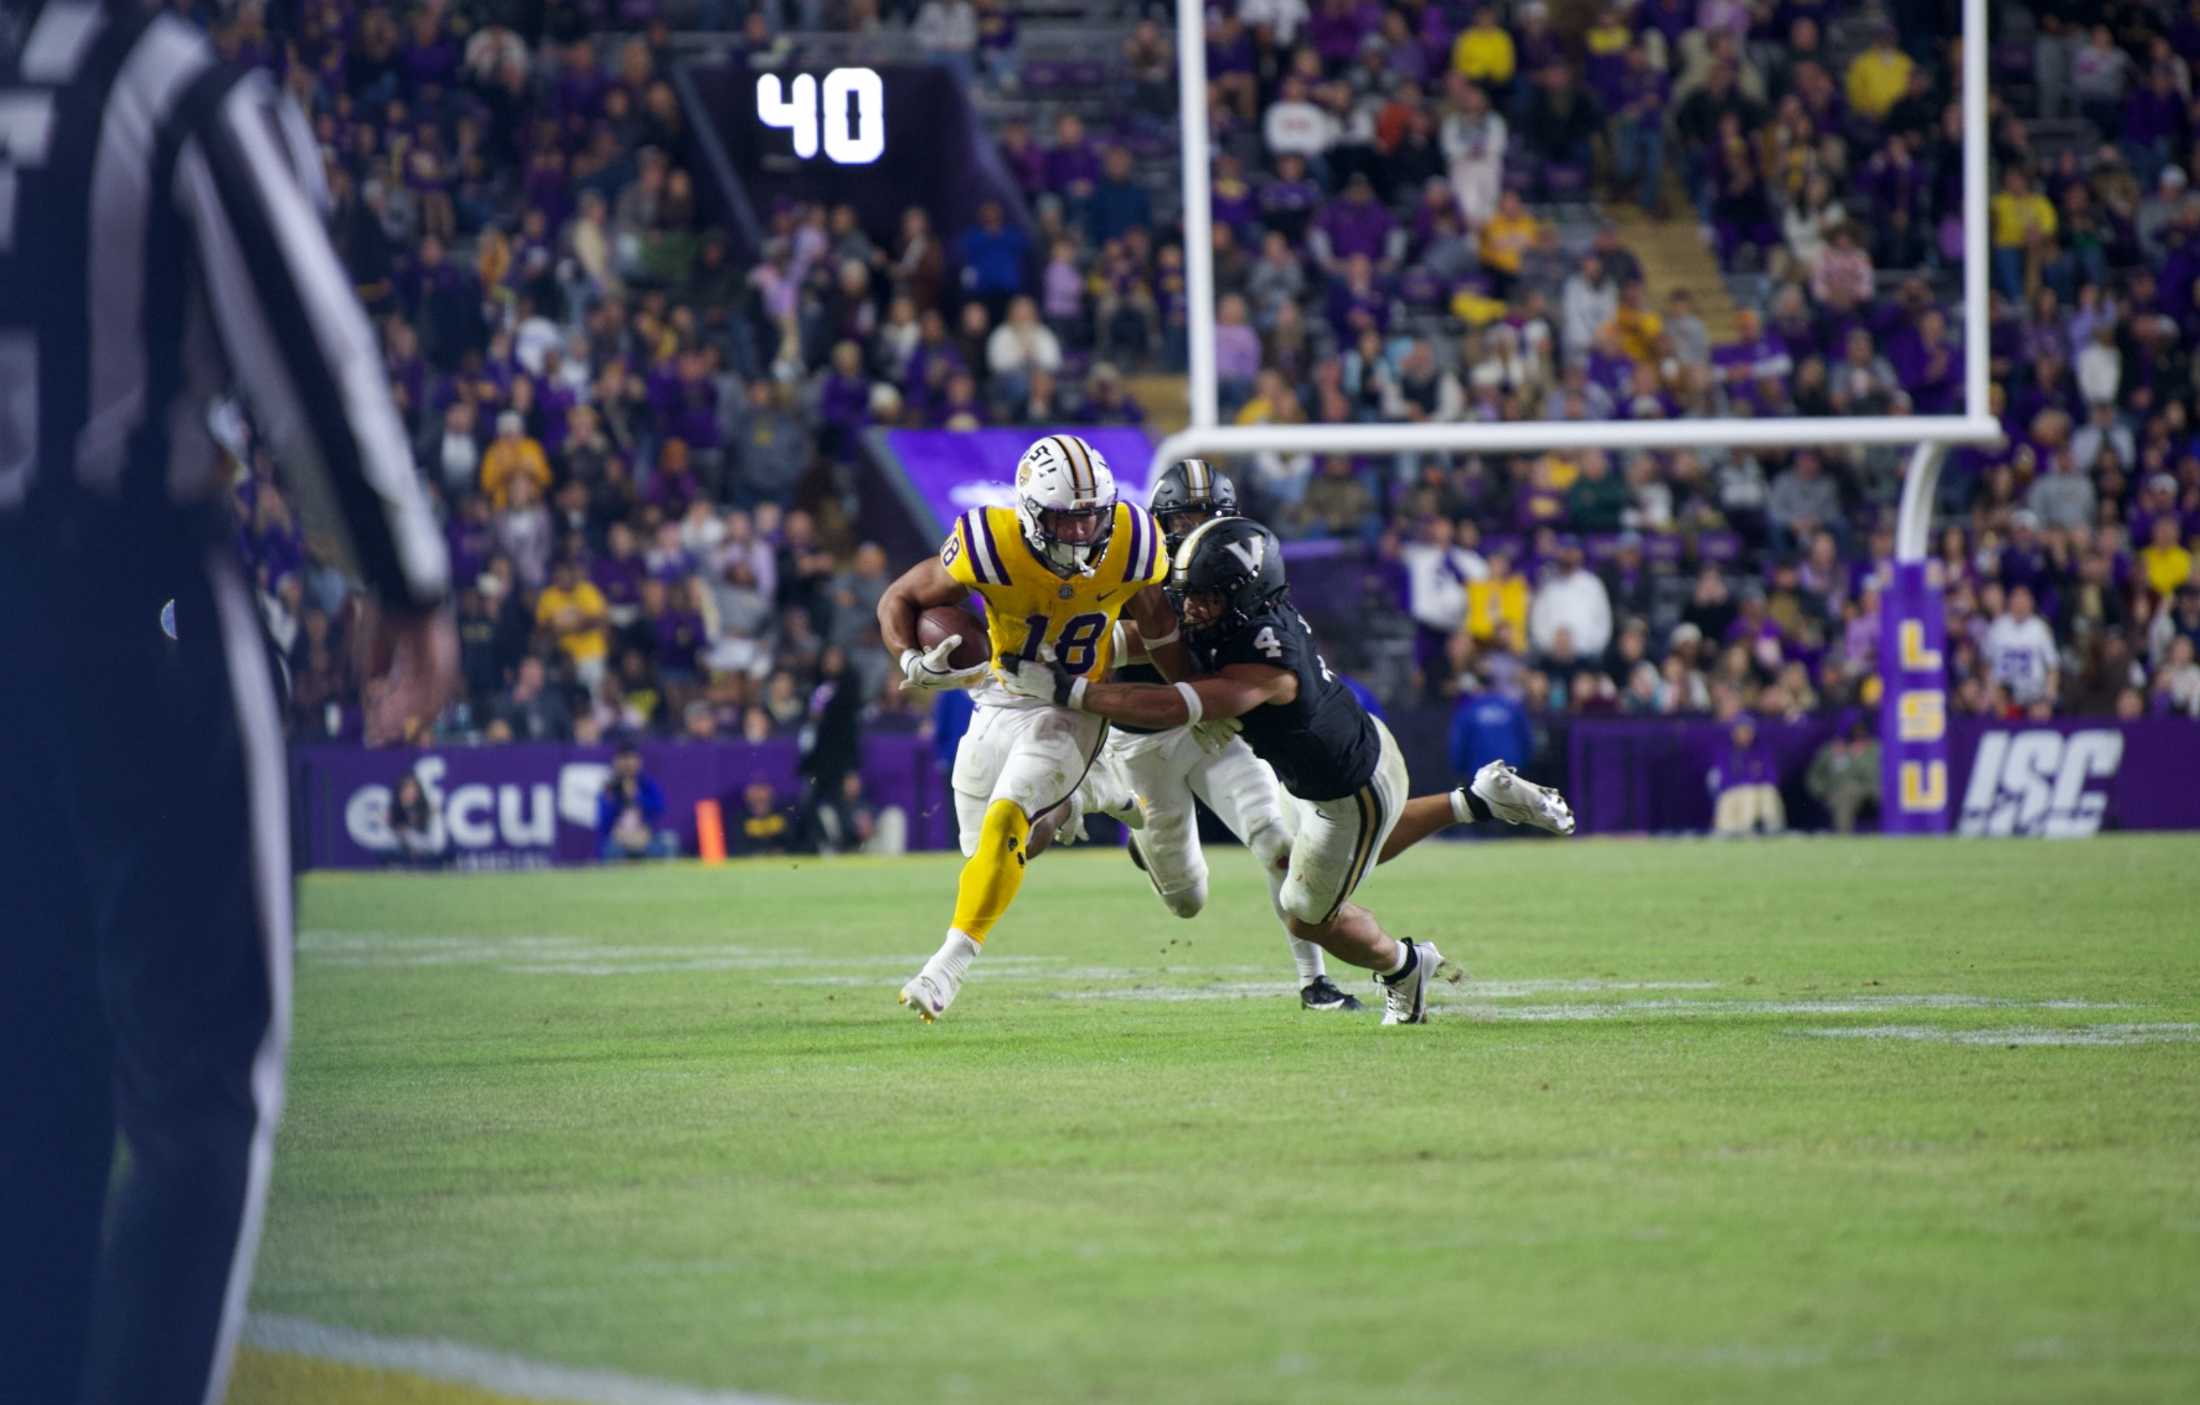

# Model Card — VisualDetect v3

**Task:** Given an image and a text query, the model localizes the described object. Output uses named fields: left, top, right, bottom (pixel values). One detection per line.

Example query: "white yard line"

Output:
left=242, top=1314, right=823, bottom=1405
left=1065, top=979, right=1728, bottom=1003
left=1802, top=1023, right=2200, bottom=1047
left=1436, top=995, right=2130, bottom=1022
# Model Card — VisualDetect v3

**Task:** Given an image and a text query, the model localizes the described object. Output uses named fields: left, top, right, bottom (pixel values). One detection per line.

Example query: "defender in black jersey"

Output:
left=1001, top=517, right=1575, bottom=1024
left=1094, top=459, right=1363, bottom=1012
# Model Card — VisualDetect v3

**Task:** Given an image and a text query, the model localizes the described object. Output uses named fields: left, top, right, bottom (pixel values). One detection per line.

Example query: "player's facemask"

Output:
left=1166, top=586, right=1239, bottom=645
left=1157, top=509, right=1210, bottom=552
left=1027, top=503, right=1114, bottom=576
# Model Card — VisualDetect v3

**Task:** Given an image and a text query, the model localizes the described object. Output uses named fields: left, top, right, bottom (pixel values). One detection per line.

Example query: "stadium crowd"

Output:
left=209, top=0, right=2200, bottom=790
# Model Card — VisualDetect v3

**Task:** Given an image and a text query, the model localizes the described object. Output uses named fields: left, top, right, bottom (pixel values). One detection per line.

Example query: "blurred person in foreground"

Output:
left=1, top=6, right=455, bottom=1400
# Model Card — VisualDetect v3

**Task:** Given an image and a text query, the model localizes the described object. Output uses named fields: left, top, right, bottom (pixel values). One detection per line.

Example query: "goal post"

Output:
left=1161, top=0, right=2000, bottom=835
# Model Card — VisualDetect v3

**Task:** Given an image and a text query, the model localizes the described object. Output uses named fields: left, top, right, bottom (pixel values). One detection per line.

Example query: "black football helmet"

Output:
left=1148, top=458, right=1239, bottom=553
left=1167, top=517, right=1288, bottom=647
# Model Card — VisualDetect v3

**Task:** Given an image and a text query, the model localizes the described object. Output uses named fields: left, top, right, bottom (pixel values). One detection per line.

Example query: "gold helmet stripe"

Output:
left=1054, top=434, right=1095, bottom=498
left=1170, top=513, right=1233, bottom=578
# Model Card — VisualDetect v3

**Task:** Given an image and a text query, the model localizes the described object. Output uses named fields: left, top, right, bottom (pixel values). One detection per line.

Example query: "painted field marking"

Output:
left=1063, top=979, right=1725, bottom=1003
left=1435, top=995, right=2129, bottom=1022
left=295, top=937, right=2190, bottom=1049
left=1802, top=1023, right=2200, bottom=1047
left=241, top=1314, right=819, bottom=1405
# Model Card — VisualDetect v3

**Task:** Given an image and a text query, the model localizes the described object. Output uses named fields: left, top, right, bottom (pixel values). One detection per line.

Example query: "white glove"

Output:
left=1190, top=717, right=1242, bottom=753
left=995, top=648, right=1078, bottom=706
left=899, top=636, right=988, bottom=693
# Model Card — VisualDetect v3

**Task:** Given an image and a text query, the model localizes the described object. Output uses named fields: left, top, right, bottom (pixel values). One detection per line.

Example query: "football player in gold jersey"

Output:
left=878, top=434, right=1186, bottom=1021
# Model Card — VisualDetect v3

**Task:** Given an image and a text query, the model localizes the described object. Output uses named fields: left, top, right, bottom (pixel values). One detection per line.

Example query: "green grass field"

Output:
left=252, top=836, right=2200, bottom=1404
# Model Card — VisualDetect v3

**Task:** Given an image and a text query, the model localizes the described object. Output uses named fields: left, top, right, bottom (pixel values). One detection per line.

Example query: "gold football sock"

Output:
left=950, top=800, right=1033, bottom=943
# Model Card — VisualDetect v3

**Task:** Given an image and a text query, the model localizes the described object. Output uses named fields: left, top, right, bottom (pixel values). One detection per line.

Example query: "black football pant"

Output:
left=0, top=539, right=290, bottom=1405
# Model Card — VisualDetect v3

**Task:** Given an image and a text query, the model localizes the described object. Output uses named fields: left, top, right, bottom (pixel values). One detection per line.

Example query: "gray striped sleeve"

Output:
left=175, top=71, right=447, bottom=609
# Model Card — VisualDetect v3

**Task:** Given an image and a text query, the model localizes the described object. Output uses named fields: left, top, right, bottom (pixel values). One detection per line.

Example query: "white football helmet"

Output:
left=1013, top=433, right=1117, bottom=576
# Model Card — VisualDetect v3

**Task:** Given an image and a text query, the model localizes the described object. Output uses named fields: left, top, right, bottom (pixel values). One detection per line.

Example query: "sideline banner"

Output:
left=293, top=736, right=953, bottom=870
left=1563, top=715, right=2200, bottom=836
left=297, top=716, right=2197, bottom=864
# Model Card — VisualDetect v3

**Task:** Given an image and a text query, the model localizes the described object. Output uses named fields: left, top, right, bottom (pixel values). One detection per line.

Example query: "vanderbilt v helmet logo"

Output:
left=1222, top=534, right=1266, bottom=575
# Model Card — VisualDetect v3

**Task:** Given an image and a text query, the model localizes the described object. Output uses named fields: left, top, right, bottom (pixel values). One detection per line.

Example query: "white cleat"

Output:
left=1470, top=760, right=1576, bottom=835
left=1082, top=751, right=1146, bottom=831
left=898, top=971, right=957, bottom=1024
left=1376, top=938, right=1461, bottom=1025
left=901, top=933, right=980, bottom=1024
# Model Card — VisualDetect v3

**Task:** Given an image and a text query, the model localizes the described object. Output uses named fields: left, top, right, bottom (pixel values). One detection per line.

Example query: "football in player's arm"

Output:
left=877, top=553, right=1188, bottom=694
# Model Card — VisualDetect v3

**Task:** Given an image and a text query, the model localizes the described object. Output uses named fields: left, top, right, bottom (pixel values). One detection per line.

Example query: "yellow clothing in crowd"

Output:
left=1466, top=574, right=1529, bottom=644
left=1991, top=191, right=2059, bottom=249
left=1609, top=306, right=1665, bottom=364
left=1844, top=46, right=1913, bottom=120
left=1451, top=25, right=1515, bottom=85
left=535, top=580, right=611, bottom=664
left=1234, top=391, right=1301, bottom=426
left=480, top=435, right=551, bottom=508
left=2142, top=540, right=2195, bottom=600
left=1584, top=20, right=1631, bottom=65
left=1479, top=210, right=1540, bottom=274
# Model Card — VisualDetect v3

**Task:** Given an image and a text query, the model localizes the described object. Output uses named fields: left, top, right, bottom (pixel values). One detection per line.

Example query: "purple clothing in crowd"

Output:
left=1325, top=279, right=1390, bottom=339
left=593, top=554, right=646, bottom=613
left=1258, top=177, right=1323, bottom=240
left=818, top=371, right=872, bottom=437
left=1319, top=197, right=1395, bottom=263
left=653, top=608, right=706, bottom=675
left=1888, top=332, right=1960, bottom=414
left=646, top=469, right=699, bottom=520
left=447, top=517, right=497, bottom=586
left=1045, top=141, right=1101, bottom=194
left=1307, top=5, right=1374, bottom=66
left=1207, top=28, right=1255, bottom=77
left=1211, top=178, right=1261, bottom=240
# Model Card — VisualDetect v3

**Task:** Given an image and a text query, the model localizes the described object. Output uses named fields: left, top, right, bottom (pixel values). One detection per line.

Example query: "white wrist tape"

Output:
left=1068, top=677, right=1090, bottom=710
left=1174, top=682, right=1203, bottom=726
left=1144, top=624, right=1180, bottom=647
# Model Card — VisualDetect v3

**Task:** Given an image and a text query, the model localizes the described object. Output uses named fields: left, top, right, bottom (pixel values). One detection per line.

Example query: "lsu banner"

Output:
left=1878, top=560, right=1951, bottom=833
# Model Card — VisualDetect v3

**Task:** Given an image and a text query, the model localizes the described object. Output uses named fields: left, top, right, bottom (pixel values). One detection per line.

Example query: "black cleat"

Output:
left=1300, top=976, right=1365, bottom=1012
